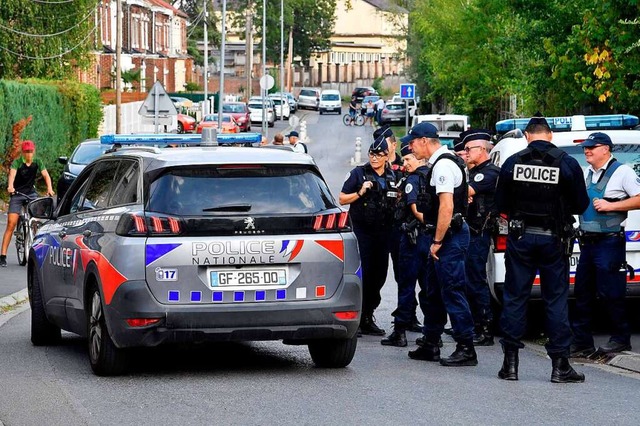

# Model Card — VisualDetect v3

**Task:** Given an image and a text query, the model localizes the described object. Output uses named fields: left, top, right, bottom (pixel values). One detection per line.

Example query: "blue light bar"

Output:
left=495, top=114, right=639, bottom=134
left=100, top=132, right=263, bottom=146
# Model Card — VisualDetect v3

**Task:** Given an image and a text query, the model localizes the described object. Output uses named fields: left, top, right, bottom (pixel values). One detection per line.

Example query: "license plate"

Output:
left=210, top=268, right=287, bottom=287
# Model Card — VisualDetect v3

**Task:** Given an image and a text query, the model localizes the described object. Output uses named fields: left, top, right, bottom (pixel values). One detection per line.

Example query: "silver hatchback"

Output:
left=27, top=133, right=362, bottom=375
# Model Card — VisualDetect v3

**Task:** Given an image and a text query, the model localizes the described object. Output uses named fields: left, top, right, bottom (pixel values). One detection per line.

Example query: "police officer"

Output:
left=382, top=141, right=428, bottom=346
left=401, top=122, right=478, bottom=367
left=459, top=129, right=500, bottom=346
left=571, top=132, right=640, bottom=357
left=495, top=113, right=589, bottom=382
left=339, top=136, right=398, bottom=335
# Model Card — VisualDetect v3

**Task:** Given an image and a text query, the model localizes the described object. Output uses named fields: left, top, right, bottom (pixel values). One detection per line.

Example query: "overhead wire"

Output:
left=0, top=7, right=95, bottom=38
left=0, top=23, right=98, bottom=60
left=29, top=0, right=76, bottom=4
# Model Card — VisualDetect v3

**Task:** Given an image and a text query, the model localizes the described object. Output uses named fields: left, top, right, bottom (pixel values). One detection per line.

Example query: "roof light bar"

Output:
left=100, top=132, right=263, bottom=146
left=495, top=114, right=639, bottom=134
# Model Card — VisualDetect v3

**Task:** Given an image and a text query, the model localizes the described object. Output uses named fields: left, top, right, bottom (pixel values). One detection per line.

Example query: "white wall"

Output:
left=101, top=101, right=179, bottom=134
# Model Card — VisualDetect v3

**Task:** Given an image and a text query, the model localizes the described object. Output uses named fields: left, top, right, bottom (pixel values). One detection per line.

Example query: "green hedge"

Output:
left=0, top=79, right=102, bottom=193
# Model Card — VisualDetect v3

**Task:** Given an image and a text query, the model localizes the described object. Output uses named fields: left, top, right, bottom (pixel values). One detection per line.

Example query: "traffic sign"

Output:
left=138, top=81, right=178, bottom=117
left=400, top=83, right=416, bottom=100
left=260, top=75, right=275, bottom=90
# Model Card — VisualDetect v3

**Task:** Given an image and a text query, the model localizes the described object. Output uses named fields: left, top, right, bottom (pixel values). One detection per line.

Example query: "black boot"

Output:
left=498, top=348, right=519, bottom=381
left=408, top=341, right=441, bottom=361
left=381, top=329, right=407, bottom=347
left=551, top=357, right=585, bottom=383
left=416, top=335, right=443, bottom=348
left=473, top=324, right=495, bottom=346
left=439, top=343, right=478, bottom=367
left=359, top=315, right=385, bottom=336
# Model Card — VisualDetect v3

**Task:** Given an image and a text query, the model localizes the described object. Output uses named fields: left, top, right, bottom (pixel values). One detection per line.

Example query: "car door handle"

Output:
left=83, top=230, right=92, bottom=237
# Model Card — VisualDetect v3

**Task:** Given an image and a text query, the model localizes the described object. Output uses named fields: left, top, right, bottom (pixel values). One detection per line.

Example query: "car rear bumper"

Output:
left=105, top=276, right=362, bottom=348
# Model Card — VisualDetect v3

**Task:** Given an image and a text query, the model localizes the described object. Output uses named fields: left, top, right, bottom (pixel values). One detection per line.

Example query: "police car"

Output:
left=26, top=132, right=362, bottom=375
left=488, top=114, right=640, bottom=305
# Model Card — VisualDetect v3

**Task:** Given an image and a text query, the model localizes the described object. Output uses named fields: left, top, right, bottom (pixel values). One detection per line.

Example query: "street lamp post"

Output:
left=261, top=0, right=267, bottom=136
left=280, top=0, right=284, bottom=120
left=217, top=0, right=227, bottom=129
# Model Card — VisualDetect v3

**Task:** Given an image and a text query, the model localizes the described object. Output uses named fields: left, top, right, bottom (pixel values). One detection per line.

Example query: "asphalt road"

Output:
left=1, top=111, right=640, bottom=425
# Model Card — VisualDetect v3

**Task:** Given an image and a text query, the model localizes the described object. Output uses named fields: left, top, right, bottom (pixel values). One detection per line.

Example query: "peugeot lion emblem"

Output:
left=244, top=217, right=256, bottom=230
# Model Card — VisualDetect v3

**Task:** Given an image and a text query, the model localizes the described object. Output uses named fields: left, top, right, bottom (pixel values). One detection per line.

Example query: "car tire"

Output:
left=319, top=110, right=324, bottom=115
left=87, top=285, right=128, bottom=376
left=308, top=335, right=357, bottom=368
left=29, top=266, right=61, bottom=346
left=268, top=120, right=274, bottom=128
left=177, top=122, right=184, bottom=134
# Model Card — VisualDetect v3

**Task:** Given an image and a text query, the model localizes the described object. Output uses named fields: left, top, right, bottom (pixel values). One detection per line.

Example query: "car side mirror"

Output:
left=28, top=197, right=57, bottom=220
left=58, top=156, right=68, bottom=165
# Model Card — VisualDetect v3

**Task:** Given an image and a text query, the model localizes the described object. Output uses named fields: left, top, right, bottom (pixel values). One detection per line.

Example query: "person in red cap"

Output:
left=1, top=140, right=54, bottom=267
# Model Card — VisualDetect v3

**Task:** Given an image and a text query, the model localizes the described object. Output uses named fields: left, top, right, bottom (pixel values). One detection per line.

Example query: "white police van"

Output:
left=488, top=114, right=640, bottom=305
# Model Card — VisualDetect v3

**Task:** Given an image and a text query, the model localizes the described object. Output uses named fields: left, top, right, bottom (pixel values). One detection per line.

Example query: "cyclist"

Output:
left=348, top=96, right=358, bottom=125
left=1, top=140, right=54, bottom=267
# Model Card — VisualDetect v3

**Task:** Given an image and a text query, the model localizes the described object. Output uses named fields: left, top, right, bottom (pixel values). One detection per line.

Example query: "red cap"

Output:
left=22, top=140, right=35, bottom=152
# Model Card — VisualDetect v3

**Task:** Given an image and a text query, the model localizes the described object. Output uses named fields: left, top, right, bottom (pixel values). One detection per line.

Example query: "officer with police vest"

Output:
left=495, top=113, right=589, bottom=383
left=382, top=141, right=428, bottom=346
left=340, top=136, right=398, bottom=335
left=570, top=132, right=640, bottom=357
left=401, top=122, right=478, bottom=367
left=459, top=129, right=500, bottom=346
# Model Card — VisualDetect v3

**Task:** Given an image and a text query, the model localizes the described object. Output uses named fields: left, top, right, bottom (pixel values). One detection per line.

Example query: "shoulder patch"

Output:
left=474, top=173, right=484, bottom=182
left=405, top=183, right=413, bottom=194
left=438, top=175, right=447, bottom=185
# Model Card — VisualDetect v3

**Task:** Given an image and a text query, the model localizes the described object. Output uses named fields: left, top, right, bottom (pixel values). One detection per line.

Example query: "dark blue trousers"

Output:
left=420, top=224, right=475, bottom=344
left=353, top=225, right=391, bottom=317
left=466, top=230, right=493, bottom=327
left=392, top=233, right=423, bottom=328
left=501, top=233, right=572, bottom=357
left=572, top=235, right=630, bottom=346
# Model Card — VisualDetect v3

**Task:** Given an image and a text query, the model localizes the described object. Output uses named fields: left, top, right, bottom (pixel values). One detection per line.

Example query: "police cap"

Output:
left=459, top=128, right=492, bottom=149
left=400, top=140, right=412, bottom=157
left=524, top=112, right=551, bottom=133
left=400, top=122, right=439, bottom=144
left=581, top=132, right=613, bottom=148
left=452, top=138, right=465, bottom=153
left=370, top=135, right=389, bottom=154
left=373, top=125, right=394, bottom=140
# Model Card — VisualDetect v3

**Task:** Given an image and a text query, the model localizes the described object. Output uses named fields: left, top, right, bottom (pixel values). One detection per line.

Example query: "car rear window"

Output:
left=248, top=102, right=263, bottom=109
left=300, top=90, right=317, bottom=97
left=386, top=104, right=404, bottom=110
left=322, top=94, right=340, bottom=101
left=71, top=143, right=111, bottom=165
left=147, top=165, right=336, bottom=216
left=223, top=104, right=246, bottom=113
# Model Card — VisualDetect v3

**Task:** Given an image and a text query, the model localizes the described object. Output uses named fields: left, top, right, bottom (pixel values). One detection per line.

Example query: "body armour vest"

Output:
left=418, top=153, right=468, bottom=225
left=467, top=161, right=500, bottom=231
left=349, top=164, right=397, bottom=228
left=579, top=160, right=627, bottom=232
left=508, top=146, right=566, bottom=229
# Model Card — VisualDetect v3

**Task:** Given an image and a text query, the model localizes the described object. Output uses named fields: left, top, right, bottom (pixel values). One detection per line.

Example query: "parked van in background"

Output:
left=319, top=89, right=342, bottom=115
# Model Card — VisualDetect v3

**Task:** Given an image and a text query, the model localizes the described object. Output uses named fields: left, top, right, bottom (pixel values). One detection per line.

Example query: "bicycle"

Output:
left=11, top=191, right=38, bottom=266
left=342, top=111, right=365, bottom=126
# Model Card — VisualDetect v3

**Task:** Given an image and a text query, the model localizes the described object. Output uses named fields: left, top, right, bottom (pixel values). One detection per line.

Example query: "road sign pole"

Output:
left=405, top=99, right=409, bottom=135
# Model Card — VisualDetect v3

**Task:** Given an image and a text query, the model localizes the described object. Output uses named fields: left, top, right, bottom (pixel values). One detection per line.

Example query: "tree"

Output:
left=174, top=0, right=222, bottom=66
left=0, top=0, right=98, bottom=79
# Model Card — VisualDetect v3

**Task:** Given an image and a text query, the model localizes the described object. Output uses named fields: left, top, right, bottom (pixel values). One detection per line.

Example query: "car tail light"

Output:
left=126, top=318, right=161, bottom=327
left=494, top=235, right=507, bottom=252
left=116, top=212, right=183, bottom=236
left=334, top=311, right=359, bottom=320
left=313, top=211, right=350, bottom=232
left=493, top=215, right=509, bottom=252
left=383, top=108, right=389, bottom=113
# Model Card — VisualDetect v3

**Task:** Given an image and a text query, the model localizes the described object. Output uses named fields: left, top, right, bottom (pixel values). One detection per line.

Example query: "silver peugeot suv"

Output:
left=27, top=133, right=362, bottom=375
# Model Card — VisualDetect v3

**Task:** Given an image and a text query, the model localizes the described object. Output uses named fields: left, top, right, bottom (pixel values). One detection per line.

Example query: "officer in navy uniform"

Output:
left=340, top=136, right=398, bottom=335
left=495, top=113, right=589, bottom=383
left=459, top=129, right=500, bottom=346
left=401, top=122, right=478, bottom=367
left=382, top=141, right=428, bottom=346
left=374, top=125, right=423, bottom=334
left=571, top=132, right=640, bottom=357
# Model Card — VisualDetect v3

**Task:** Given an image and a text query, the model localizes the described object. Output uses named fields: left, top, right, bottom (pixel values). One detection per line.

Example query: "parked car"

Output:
left=318, top=89, right=342, bottom=115
left=379, top=102, right=408, bottom=125
left=28, top=133, right=361, bottom=375
left=269, top=95, right=291, bottom=119
left=272, top=92, right=297, bottom=112
left=247, top=99, right=276, bottom=127
left=176, top=113, right=197, bottom=133
left=56, top=139, right=112, bottom=200
left=297, top=87, right=321, bottom=110
left=221, top=102, right=251, bottom=132
left=196, top=114, right=240, bottom=134
left=390, top=96, right=418, bottom=118
left=360, top=95, right=380, bottom=115
left=351, top=87, right=378, bottom=103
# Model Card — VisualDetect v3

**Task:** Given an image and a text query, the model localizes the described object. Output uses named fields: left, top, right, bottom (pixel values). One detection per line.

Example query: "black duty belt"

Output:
left=579, top=231, right=625, bottom=242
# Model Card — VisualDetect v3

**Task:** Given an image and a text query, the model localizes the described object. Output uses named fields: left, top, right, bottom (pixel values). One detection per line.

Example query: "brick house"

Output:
left=77, top=0, right=193, bottom=93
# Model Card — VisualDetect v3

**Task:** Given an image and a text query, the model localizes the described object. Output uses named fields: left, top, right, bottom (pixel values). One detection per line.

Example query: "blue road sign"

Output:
left=400, top=83, right=416, bottom=100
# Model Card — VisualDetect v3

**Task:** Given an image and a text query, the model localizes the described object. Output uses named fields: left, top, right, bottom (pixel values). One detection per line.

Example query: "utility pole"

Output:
left=261, top=0, right=267, bottom=136
left=115, top=0, right=122, bottom=133
left=217, top=0, right=227, bottom=129
left=245, top=10, right=253, bottom=99
left=203, top=0, right=208, bottom=115
left=279, top=0, right=284, bottom=119
left=287, top=29, right=293, bottom=93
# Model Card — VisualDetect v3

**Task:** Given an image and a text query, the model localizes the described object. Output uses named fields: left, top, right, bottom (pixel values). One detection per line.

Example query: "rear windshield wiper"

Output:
left=202, top=204, right=252, bottom=212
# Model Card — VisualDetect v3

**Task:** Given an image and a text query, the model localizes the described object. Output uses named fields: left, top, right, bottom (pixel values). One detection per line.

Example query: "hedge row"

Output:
left=0, top=79, right=103, bottom=193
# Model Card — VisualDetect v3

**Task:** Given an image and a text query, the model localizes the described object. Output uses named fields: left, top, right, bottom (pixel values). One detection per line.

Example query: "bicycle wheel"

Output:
left=15, top=218, right=27, bottom=266
left=342, top=114, right=352, bottom=126
left=355, top=115, right=365, bottom=126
